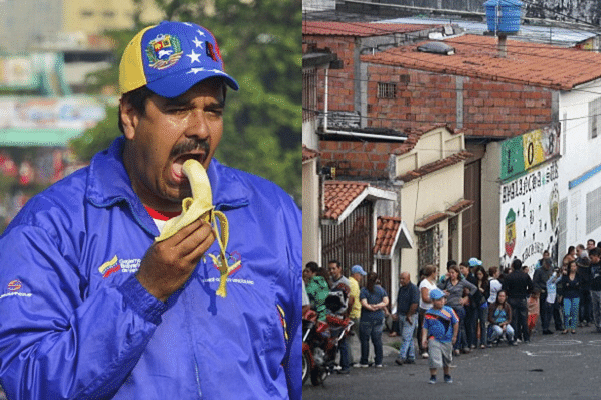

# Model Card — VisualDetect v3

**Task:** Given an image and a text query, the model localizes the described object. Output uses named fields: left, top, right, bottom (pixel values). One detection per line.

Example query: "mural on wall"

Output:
left=500, top=161, right=560, bottom=272
left=498, top=125, right=561, bottom=272
left=500, top=125, right=560, bottom=182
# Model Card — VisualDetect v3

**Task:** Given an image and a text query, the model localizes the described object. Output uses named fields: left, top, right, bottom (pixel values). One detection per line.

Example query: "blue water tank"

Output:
left=484, top=0, right=523, bottom=33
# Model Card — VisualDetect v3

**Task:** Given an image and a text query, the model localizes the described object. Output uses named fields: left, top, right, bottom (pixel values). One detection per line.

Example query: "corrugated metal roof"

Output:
left=303, top=21, right=440, bottom=37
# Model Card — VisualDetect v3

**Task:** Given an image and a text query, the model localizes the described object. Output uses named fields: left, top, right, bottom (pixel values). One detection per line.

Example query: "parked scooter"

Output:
left=302, top=308, right=353, bottom=386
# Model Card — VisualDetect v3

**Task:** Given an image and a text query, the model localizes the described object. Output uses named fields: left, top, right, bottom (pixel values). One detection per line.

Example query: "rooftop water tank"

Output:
left=484, top=0, right=523, bottom=34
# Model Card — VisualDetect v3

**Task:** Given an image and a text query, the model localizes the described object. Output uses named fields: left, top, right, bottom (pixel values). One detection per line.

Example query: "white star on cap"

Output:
left=186, top=49, right=201, bottom=63
left=210, top=69, right=224, bottom=74
left=187, top=67, right=206, bottom=74
left=183, top=22, right=193, bottom=26
left=192, top=36, right=204, bottom=49
left=197, top=29, right=206, bottom=37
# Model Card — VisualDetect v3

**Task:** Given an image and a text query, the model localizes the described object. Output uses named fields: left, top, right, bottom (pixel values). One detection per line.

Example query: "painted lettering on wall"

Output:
left=499, top=161, right=560, bottom=272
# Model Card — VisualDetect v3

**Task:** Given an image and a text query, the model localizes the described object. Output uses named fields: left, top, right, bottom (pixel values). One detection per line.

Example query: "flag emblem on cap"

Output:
left=146, top=34, right=183, bottom=70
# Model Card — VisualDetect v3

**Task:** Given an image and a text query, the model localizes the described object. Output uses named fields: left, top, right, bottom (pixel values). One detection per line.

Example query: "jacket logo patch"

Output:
left=98, top=255, right=121, bottom=278
left=98, top=256, right=141, bottom=278
left=207, top=250, right=243, bottom=276
left=8, top=279, right=22, bottom=291
left=1, top=279, right=32, bottom=300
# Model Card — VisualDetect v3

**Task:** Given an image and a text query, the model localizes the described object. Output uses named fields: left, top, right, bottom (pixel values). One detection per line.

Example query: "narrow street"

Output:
left=302, top=327, right=601, bottom=399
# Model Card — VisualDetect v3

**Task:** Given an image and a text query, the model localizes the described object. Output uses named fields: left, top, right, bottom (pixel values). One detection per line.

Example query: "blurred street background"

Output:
left=0, top=0, right=301, bottom=236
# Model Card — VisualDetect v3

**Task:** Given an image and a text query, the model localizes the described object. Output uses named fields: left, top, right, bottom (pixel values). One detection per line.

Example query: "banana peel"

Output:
left=155, top=159, right=239, bottom=297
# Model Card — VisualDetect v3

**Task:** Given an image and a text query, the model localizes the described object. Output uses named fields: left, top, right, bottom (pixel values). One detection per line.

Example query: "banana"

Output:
left=155, top=159, right=239, bottom=297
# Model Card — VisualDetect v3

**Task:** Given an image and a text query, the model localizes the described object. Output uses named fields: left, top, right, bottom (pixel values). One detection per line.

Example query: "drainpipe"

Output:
left=322, top=68, right=407, bottom=142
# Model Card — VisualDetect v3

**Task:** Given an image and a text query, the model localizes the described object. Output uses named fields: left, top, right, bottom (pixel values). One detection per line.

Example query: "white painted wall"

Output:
left=302, top=157, right=320, bottom=267
left=559, top=79, right=601, bottom=247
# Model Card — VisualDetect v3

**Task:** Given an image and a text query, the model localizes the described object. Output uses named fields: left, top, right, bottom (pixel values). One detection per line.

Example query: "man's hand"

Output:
left=136, top=219, right=215, bottom=302
left=406, top=314, right=413, bottom=324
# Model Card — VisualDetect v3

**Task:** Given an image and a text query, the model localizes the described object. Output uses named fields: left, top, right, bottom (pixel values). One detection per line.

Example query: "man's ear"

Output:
left=120, top=97, right=139, bottom=140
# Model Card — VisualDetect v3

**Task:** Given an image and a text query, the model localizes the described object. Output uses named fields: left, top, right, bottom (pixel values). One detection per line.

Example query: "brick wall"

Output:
left=318, top=140, right=399, bottom=179
left=366, top=63, right=554, bottom=138
left=304, top=35, right=357, bottom=113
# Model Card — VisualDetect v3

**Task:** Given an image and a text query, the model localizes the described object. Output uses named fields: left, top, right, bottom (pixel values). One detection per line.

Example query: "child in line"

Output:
left=421, top=288, right=459, bottom=384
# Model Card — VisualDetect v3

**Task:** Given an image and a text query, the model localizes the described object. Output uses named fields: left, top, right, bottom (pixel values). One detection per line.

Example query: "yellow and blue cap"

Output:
left=119, top=21, right=239, bottom=98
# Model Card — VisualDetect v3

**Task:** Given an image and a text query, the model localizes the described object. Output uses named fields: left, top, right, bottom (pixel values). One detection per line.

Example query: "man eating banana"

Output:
left=0, top=21, right=301, bottom=400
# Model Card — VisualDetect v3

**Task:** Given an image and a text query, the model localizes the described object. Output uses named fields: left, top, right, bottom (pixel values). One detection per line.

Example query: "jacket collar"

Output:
left=85, top=137, right=249, bottom=235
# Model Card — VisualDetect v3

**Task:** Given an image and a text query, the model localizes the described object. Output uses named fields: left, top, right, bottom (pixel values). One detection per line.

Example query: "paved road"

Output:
left=303, top=327, right=601, bottom=399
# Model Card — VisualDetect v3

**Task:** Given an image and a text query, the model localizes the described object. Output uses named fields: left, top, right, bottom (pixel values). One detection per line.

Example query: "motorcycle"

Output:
left=302, top=308, right=353, bottom=386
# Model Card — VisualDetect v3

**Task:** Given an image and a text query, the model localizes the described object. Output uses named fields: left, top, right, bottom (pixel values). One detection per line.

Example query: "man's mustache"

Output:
left=170, top=138, right=210, bottom=159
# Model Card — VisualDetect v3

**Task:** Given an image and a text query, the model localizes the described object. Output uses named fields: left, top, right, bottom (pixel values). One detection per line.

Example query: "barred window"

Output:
left=302, top=67, right=317, bottom=123
left=418, top=225, right=439, bottom=272
left=377, top=82, right=397, bottom=99
left=589, top=97, right=601, bottom=139
left=586, top=186, right=601, bottom=234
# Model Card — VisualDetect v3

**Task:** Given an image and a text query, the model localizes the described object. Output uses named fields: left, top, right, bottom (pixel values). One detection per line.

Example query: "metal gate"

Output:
left=376, top=258, right=392, bottom=300
left=322, top=200, right=373, bottom=277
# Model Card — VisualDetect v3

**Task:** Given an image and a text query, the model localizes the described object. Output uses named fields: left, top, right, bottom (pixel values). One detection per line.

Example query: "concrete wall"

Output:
left=302, top=157, right=321, bottom=267
left=481, top=141, right=502, bottom=268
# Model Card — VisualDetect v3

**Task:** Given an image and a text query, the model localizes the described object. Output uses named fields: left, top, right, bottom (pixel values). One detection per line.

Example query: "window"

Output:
left=377, top=82, right=397, bottom=99
left=586, top=186, right=601, bottom=234
left=302, top=67, right=316, bottom=123
left=418, top=225, right=439, bottom=271
left=80, top=10, right=94, bottom=17
left=102, top=11, right=116, bottom=18
left=589, top=97, right=601, bottom=139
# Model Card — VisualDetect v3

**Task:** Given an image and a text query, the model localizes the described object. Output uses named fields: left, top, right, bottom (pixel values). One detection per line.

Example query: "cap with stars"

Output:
left=119, top=21, right=238, bottom=98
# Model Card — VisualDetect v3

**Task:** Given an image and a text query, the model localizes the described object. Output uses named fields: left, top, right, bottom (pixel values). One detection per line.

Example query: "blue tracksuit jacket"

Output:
left=0, top=137, right=301, bottom=399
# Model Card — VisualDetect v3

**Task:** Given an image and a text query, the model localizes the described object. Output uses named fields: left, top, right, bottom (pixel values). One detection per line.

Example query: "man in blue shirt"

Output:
left=393, top=272, right=420, bottom=365
left=421, top=289, right=459, bottom=384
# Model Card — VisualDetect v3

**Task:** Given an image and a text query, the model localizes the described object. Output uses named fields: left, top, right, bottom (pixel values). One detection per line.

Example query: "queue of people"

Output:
left=303, top=240, right=601, bottom=384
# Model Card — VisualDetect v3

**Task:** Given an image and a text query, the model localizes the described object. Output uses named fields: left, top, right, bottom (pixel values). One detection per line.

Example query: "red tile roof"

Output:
left=302, top=145, right=320, bottom=162
left=322, top=181, right=368, bottom=220
left=398, top=151, right=472, bottom=182
left=373, top=216, right=402, bottom=256
left=414, top=212, right=448, bottom=231
left=446, top=199, right=474, bottom=215
left=362, top=34, right=601, bottom=90
left=303, top=21, right=438, bottom=37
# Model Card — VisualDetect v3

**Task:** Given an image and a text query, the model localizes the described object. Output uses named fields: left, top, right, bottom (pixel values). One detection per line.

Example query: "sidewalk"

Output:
left=345, top=327, right=404, bottom=366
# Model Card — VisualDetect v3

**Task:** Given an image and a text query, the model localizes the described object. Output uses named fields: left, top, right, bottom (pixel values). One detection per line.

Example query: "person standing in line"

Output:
left=348, top=264, right=367, bottom=366
left=421, top=289, right=459, bottom=384
left=417, top=265, right=439, bottom=359
left=576, top=246, right=592, bottom=327
left=588, top=248, right=601, bottom=333
left=559, top=260, right=581, bottom=334
left=438, top=264, right=477, bottom=356
left=488, top=266, right=503, bottom=305
left=359, top=272, right=389, bottom=368
left=393, top=272, right=420, bottom=366
left=587, top=239, right=597, bottom=252
left=303, top=262, right=330, bottom=321
left=533, top=258, right=556, bottom=334
left=503, top=259, right=534, bottom=343
left=327, top=260, right=353, bottom=374
left=472, top=266, right=490, bottom=349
